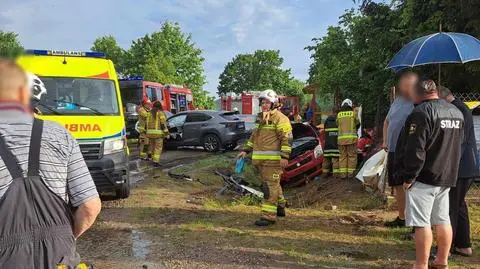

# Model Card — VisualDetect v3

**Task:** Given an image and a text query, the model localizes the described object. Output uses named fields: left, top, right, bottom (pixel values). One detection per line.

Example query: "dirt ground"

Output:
left=77, top=147, right=480, bottom=269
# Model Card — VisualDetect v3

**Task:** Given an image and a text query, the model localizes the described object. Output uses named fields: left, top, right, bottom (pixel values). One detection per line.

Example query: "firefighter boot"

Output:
left=277, top=206, right=286, bottom=217
left=255, top=218, right=276, bottom=226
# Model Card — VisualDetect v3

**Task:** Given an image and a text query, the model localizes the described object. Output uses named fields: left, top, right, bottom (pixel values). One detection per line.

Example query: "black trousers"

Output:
left=449, top=177, right=473, bottom=248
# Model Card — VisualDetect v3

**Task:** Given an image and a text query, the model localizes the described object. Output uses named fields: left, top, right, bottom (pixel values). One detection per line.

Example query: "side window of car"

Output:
left=168, top=114, right=187, bottom=127
left=186, top=113, right=212, bottom=123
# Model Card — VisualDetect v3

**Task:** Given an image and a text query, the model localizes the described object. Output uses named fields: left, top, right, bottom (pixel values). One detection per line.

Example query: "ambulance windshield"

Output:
left=37, top=77, right=120, bottom=115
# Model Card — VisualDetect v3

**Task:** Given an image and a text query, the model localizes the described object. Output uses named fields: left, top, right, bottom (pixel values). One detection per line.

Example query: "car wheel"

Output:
left=203, top=134, right=221, bottom=152
left=115, top=176, right=131, bottom=199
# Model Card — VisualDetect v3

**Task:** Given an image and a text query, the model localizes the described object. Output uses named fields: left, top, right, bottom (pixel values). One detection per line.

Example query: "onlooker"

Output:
left=402, top=79, right=464, bottom=269
left=383, top=72, right=416, bottom=228
left=0, top=59, right=101, bottom=268
left=439, top=86, right=478, bottom=257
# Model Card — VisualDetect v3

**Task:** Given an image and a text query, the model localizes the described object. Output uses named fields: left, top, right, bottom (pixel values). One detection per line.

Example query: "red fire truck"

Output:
left=119, top=77, right=194, bottom=113
left=220, top=91, right=300, bottom=116
left=119, top=77, right=194, bottom=137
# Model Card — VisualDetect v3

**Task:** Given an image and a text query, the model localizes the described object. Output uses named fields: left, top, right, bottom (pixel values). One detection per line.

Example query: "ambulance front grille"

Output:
left=79, top=142, right=103, bottom=160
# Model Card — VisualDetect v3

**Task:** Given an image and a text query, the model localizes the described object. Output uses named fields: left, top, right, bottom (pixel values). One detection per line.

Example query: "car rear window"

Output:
left=220, top=112, right=239, bottom=120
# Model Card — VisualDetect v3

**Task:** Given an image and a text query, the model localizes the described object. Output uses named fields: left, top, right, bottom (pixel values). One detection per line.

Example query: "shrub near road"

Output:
left=77, top=152, right=480, bottom=268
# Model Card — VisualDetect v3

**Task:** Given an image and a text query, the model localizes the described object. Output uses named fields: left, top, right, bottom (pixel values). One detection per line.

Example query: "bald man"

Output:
left=0, top=59, right=101, bottom=268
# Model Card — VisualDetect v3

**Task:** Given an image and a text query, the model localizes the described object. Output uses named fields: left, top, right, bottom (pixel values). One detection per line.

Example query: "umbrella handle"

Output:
left=438, top=64, right=442, bottom=86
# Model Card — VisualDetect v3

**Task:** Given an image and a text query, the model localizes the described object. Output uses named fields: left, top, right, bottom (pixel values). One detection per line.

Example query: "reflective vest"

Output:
left=336, top=110, right=359, bottom=145
left=242, top=109, right=293, bottom=164
left=146, top=111, right=169, bottom=137
left=137, top=106, right=150, bottom=133
left=324, top=115, right=339, bottom=157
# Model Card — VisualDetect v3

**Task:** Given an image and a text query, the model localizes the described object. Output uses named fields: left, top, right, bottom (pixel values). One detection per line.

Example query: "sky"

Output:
left=0, top=0, right=357, bottom=96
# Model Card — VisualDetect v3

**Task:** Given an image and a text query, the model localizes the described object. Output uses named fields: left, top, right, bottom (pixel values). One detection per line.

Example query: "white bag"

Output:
left=356, top=150, right=387, bottom=183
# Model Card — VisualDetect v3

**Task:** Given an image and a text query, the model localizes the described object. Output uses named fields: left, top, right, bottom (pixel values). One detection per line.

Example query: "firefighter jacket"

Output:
left=242, top=109, right=293, bottom=166
left=137, top=106, right=150, bottom=133
left=400, top=99, right=464, bottom=187
left=146, top=111, right=169, bottom=137
left=324, top=115, right=339, bottom=157
left=336, top=108, right=360, bottom=146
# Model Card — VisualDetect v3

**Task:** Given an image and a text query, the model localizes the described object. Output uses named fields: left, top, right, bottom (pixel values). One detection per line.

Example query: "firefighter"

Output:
left=238, top=90, right=293, bottom=227
left=337, top=99, right=360, bottom=179
left=146, top=101, right=169, bottom=166
left=322, top=113, right=340, bottom=177
left=138, top=98, right=152, bottom=160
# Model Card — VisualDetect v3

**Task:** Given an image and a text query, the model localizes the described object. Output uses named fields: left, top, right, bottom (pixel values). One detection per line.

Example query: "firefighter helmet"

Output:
left=259, top=89, right=278, bottom=104
left=341, top=98, right=353, bottom=108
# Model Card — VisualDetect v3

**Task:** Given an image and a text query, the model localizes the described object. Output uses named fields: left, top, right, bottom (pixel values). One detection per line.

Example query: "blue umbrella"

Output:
left=386, top=32, right=480, bottom=81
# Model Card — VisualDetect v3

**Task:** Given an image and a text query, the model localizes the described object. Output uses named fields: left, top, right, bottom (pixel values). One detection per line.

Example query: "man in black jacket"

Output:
left=402, top=79, right=464, bottom=269
left=438, top=86, right=478, bottom=257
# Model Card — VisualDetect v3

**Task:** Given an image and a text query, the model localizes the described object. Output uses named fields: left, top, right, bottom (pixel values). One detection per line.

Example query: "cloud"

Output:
left=0, top=0, right=355, bottom=96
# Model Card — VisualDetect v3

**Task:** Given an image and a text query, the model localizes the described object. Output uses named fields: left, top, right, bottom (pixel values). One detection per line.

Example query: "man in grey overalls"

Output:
left=0, top=59, right=101, bottom=268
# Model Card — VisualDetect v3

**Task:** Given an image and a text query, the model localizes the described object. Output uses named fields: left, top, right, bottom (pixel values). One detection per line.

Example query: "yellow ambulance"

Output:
left=17, top=50, right=130, bottom=199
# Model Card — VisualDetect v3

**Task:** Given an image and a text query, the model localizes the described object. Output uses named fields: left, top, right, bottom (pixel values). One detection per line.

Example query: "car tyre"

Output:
left=115, top=176, right=131, bottom=199
left=203, top=134, right=221, bottom=152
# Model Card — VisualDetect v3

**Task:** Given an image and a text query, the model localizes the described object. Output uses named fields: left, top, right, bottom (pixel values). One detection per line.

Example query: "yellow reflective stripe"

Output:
left=246, top=141, right=253, bottom=147
left=324, top=153, right=339, bottom=157
left=281, top=145, right=292, bottom=152
left=256, top=125, right=276, bottom=130
left=262, top=204, right=277, bottom=213
left=278, top=197, right=287, bottom=203
left=338, top=135, right=357, bottom=139
left=147, top=130, right=164, bottom=135
left=325, top=128, right=339, bottom=132
left=338, top=168, right=356, bottom=172
left=252, top=155, right=282, bottom=160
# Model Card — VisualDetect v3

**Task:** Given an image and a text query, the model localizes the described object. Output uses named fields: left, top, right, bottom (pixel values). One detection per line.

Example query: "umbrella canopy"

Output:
left=386, top=32, right=480, bottom=71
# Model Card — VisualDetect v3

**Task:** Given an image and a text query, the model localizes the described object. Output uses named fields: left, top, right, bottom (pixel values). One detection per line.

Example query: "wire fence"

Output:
left=455, top=92, right=480, bottom=203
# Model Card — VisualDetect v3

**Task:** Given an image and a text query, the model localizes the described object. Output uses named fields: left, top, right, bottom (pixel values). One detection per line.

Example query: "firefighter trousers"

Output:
left=323, top=156, right=339, bottom=176
left=139, top=133, right=150, bottom=159
left=146, top=134, right=164, bottom=163
left=338, top=144, right=357, bottom=179
left=257, top=164, right=286, bottom=221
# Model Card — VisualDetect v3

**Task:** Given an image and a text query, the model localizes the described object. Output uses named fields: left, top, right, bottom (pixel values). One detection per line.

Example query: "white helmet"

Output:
left=27, top=73, right=47, bottom=102
left=259, top=89, right=278, bottom=104
left=341, top=98, right=353, bottom=108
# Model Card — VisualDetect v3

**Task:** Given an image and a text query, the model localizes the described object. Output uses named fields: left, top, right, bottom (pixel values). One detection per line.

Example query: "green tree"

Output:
left=0, top=31, right=23, bottom=59
left=91, top=35, right=126, bottom=73
left=218, top=49, right=301, bottom=97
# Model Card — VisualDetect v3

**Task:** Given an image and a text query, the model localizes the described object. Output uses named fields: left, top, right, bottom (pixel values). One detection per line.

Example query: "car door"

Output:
left=166, top=114, right=187, bottom=147
left=183, top=113, right=213, bottom=145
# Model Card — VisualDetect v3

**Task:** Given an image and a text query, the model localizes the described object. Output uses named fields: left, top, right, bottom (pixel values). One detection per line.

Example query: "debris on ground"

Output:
left=215, top=168, right=263, bottom=199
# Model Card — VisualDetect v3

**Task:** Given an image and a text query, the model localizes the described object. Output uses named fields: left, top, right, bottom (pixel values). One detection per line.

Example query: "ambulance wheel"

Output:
left=203, top=134, right=221, bottom=152
left=115, top=177, right=131, bottom=199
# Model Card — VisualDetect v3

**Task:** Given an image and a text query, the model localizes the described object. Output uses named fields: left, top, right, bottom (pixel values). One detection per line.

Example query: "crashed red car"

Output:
left=282, top=122, right=324, bottom=187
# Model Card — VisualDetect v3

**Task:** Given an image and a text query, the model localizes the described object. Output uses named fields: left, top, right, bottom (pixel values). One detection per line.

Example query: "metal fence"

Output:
left=455, top=92, right=480, bottom=203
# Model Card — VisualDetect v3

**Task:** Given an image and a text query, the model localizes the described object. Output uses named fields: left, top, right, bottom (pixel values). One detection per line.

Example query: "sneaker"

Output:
left=277, top=207, right=286, bottom=217
left=254, top=218, right=276, bottom=226
left=384, top=216, right=405, bottom=228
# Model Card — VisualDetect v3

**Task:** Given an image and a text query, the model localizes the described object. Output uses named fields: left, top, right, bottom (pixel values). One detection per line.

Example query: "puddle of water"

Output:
left=131, top=229, right=150, bottom=260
